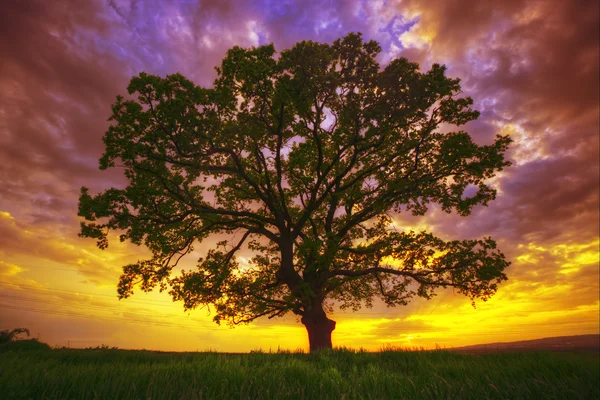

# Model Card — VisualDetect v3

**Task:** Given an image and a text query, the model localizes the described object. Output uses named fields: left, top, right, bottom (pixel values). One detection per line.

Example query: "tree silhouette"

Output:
left=79, top=33, right=511, bottom=352
left=0, top=328, right=30, bottom=344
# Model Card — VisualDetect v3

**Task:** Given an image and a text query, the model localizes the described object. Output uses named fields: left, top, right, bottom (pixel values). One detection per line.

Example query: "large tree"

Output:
left=79, top=33, right=511, bottom=352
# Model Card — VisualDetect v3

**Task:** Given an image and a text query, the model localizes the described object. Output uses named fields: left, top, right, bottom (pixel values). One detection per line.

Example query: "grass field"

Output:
left=0, top=340, right=598, bottom=399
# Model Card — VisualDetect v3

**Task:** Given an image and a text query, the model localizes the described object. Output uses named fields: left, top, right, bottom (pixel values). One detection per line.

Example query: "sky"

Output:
left=0, top=0, right=598, bottom=352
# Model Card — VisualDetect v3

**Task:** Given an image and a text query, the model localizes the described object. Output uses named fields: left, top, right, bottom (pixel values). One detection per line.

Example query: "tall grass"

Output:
left=0, top=345, right=597, bottom=399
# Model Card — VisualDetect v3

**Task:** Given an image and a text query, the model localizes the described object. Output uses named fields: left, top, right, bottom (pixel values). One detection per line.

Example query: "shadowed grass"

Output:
left=0, top=346, right=597, bottom=399
left=0, top=339, right=51, bottom=351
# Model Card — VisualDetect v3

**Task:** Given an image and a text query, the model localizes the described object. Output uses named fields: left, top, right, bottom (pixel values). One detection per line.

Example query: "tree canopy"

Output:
left=78, top=33, right=511, bottom=351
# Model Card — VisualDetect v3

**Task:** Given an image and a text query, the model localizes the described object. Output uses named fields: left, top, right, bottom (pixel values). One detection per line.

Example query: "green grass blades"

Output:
left=0, top=347, right=597, bottom=399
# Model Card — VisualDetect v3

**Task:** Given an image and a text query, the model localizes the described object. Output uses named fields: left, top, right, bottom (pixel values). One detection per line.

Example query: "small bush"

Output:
left=84, top=344, right=119, bottom=350
left=0, top=328, right=30, bottom=344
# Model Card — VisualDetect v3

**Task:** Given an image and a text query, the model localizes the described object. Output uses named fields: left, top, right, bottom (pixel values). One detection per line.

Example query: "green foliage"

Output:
left=78, top=33, right=512, bottom=335
left=0, top=348, right=597, bottom=399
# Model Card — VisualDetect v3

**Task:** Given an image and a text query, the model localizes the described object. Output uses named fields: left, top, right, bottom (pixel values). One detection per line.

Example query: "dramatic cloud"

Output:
left=0, top=0, right=597, bottom=351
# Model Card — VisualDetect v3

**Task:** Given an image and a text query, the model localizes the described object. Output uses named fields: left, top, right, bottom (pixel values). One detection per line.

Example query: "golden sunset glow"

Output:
left=1, top=0, right=598, bottom=352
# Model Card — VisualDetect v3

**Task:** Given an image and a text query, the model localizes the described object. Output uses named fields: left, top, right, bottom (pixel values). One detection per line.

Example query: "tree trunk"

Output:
left=301, top=302, right=336, bottom=352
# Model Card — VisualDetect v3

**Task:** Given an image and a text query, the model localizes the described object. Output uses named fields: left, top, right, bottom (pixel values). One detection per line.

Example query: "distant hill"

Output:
left=449, top=334, right=600, bottom=354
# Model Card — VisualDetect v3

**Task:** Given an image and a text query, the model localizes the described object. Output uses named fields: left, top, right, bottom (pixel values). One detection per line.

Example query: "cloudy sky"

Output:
left=0, top=0, right=598, bottom=351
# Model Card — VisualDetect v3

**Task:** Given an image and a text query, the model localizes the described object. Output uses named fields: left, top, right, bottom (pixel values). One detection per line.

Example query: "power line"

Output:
left=0, top=304, right=303, bottom=333
left=1, top=302, right=551, bottom=337
left=0, top=281, right=411, bottom=316
left=0, top=303, right=216, bottom=330
left=2, top=300, right=591, bottom=340
left=9, top=264, right=96, bottom=274
left=3, top=294, right=590, bottom=336
left=0, top=281, right=173, bottom=306
left=4, top=281, right=594, bottom=334
left=0, top=293, right=208, bottom=323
